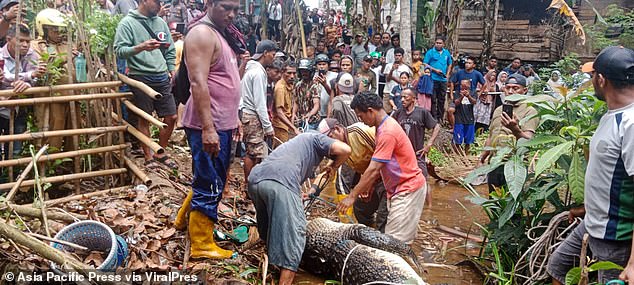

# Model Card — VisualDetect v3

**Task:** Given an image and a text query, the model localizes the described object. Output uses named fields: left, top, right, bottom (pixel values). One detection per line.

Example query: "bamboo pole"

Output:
left=0, top=168, right=128, bottom=191
left=123, top=157, right=151, bottom=185
left=114, top=99, right=126, bottom=183
left=45, top=185, right=131, bottom=207
left=0, top=144, right=127, bottom=168
left=0, top=81, right=121, bottom=98
left=0, top=221, right=91, bottom=274
left=111, top=112, right=164, bottom=155
left=0, top=92, right=132, bottom=107
left=122, top=99, right=167, bottom=129
left=0, top=126, right=127, bottom=143
left=4, top=204, right=86, bottom=222
left=68, top=101, right=81, bottom=194
left=4, top=145, right=49, bottom=202
left=8, top=108, right=14, bottom=182
left=294, top=0, right=308, bottom=58
left=117, top=73, right=162, bottom=100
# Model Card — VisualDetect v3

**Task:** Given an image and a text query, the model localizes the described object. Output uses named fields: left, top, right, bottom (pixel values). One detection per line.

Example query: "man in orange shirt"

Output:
left=337, top=91, right=427, bottom=244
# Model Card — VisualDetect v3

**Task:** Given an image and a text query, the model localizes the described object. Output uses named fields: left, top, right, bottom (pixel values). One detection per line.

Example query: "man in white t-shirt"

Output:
left=314, top=54, right=337, bottom=119
left=267, top=0, right=282, bottom=41
left=383, top=47, right=411, bottom=113
left=547, top=46, right=634, bottom=285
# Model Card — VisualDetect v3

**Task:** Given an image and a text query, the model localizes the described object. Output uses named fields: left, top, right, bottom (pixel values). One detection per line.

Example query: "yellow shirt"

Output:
left=272, top=79, right=294, bottom=130
left=489, top=102, right=540, bottom=147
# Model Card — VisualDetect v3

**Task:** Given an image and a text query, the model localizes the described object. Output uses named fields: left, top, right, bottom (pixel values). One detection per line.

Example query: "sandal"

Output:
left=154, top=155, right=179, bottom=169
left=144, top=159, right=162, bottom=170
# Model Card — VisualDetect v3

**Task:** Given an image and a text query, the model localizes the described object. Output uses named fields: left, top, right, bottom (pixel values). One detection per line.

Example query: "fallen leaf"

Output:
left=161, top=228, right=176, bottom=239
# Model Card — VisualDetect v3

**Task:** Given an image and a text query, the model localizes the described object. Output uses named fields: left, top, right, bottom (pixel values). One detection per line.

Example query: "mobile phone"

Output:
left=502, top=104, right=513, bottom=118
left=176, top=23, right=186, bottom=34
left=159, top=42, right=171, bottom=49
left=319, top=69, right=326, bottom=76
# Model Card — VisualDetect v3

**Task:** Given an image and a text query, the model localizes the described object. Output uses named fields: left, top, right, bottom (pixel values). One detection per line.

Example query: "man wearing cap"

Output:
left=356, top=55, right=377, bottom=93
left=248, top=132, right=351, bottom=285
left=338, top=91, right=427, bottom=244
left=547, top=46, right=634, bottom=285
left=317, top=118, right=389, bottom=232
left=240, top=40, right=278, bottom=183
left=329, top=73, right=359, bottom=127
left=314, top=53, right=336, bottom=120
left=351, top=33, right=369, bottom=69
left=0, top=0, right=20, bottom=41
left=479, top=73, right=539, bottom=192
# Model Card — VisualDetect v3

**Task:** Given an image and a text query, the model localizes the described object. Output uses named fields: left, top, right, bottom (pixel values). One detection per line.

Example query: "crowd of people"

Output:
left=0, top=0, right=632, bottom=284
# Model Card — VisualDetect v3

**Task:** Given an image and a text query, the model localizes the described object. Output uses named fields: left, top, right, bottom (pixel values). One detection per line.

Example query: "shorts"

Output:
left=128, top=74, right=176, bottom=118
left=453, top=123, right=475, bottom=145
left=385, top=184, right=427, bottom=244
left=241, top=113, right=268, bottom=159
left=547, top=221, right=631, bottom=284
left=248, top=180, right=306, bottom=271
left=417, top=156, right=429, bottom=178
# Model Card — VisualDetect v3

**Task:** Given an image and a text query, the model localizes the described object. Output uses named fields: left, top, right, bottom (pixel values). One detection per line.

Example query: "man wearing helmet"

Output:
left=295, top=58, right=321, bottom=131
left=114, top=0, right=178, bottom=168
left=314, top=53, right=336, bottom=121
left=356, top=55, right=377, bottom=93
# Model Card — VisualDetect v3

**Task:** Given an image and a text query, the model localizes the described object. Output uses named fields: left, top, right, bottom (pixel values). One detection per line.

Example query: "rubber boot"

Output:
left=189, top=210, right=233, bottom=259
left=173, top=190, right=193, bottom=230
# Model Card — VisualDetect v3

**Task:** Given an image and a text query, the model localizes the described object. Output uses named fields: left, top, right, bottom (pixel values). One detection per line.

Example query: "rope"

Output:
left=515, top=211, right=580, bottom=285
left=341, top=244, right=361, bottom=285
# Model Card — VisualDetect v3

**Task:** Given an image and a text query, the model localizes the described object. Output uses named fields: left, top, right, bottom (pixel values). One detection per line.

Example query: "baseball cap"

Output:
left=581, top=46, right=634, bottom=81
left=355, top=32, right=364, bottom=37
left=0, top=0, right=18, bottom=10
left=337, top=72, right=354, bottom=94
left=336, top=42, right=345, bottom=48
left=329, top=61, right=340, bottom=70
left=506, top=73, right=527, bottom=87
left=252, top=40, right=278, bottom=60
left=318, top=118, right=339, bottom=135
left=363, top=55, right=373, bottom=62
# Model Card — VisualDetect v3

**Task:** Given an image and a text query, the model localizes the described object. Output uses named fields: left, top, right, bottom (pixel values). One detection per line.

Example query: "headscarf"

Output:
left=547, top=70, right=565, bottom=97
left=496, top=71, right=509, bottom=91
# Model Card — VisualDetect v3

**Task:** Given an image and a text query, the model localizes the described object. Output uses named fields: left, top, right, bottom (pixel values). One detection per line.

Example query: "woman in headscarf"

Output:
left=474, top=70, right=497, bottom=135
left=496, top=71, right=509, bottom=104
left=547, top=70, right=565, bottom=97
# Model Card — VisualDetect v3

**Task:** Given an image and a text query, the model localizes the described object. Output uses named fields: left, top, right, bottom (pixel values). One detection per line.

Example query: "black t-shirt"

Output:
left=392, top=107, right=437, bottom=152
left=454, top=90, right=475, bottom=125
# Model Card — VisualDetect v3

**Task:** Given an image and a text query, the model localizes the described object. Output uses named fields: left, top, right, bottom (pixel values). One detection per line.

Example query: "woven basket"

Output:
left=50, top=220, right=121, bottom=271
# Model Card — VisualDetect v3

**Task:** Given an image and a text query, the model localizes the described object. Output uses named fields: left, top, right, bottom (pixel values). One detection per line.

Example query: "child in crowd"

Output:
left=390, top=72, right=411, bottom=112
left=474, top=90, right=492, bottom=135
left=411, top=50, right=423, bottom=83
left=453, top=79, right=476, bottom=154
left=416, top=66, right=433, bottom=111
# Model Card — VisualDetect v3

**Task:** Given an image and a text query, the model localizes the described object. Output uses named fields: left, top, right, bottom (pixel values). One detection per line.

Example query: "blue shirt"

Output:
left=423, top=48, right=453, bottom=82
left=450, top=69, right=486, bottom=94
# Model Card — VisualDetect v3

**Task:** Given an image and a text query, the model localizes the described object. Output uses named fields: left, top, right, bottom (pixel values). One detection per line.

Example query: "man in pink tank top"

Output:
left=174, top=0, right=242, bottom=261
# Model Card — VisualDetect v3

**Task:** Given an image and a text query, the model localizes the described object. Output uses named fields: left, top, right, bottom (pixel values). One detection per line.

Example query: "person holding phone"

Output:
left=478, top=74, right=540, bottom=192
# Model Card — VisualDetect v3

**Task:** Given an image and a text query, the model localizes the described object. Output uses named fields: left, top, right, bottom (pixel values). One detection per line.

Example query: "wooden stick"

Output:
left=45, top=185, right=131, bottom=207
left=0, top=144, right=127, bottom=168
left=0, top=221, right=91, bottom=274
left=122, top=99, right=167, bottom=129
left=294, top=0, right=307, bottom=58
left=5, top=145, right=49, bottom=202
left=123, top=157, right=151, bottom=185
left=114, top=98, right=126, bottom=183
left=0, top=126, right=127, bottom=143
left=4, top=204, right=86, bottom=222
left=579, top=233, right=589, bottom=285
left=68, top=101, right=81, bottom=194
left=0, top=81, right=121, bottom=98
left=27, top=232, right=89, bottom=251
left=117, top=73, right=162, bottom=100
left=8, top=108, right=14, bottom=182
left=111, top=112, right=164, bottom=154
left=436, top=224, right=485, bottom=243
left=0, top=92, right=132, bottom=107
left=0, top=168, right=128, bottom=191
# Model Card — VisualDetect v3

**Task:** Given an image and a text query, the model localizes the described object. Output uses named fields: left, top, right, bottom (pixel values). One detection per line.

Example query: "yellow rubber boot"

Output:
left=189, top=210, right=233, bottom=259
left=174, top=190, right=193, bottom=231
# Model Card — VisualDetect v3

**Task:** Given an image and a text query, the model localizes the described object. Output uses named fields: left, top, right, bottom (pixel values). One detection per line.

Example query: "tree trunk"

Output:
left=411, top=0, right=417, bottom=49
left=400, top=0, right=412, bottom=63
left=480, top=0, right=499, bottom=63
left=445, top=0, right=464, bottom=54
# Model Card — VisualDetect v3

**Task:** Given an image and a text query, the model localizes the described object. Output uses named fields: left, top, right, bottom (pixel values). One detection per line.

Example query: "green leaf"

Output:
left=568, top=152, right=585, bottom=204
left=587, top=261, right=624, bottom=272
left=464, top=161, right=504, bottom=184
left=238, top=268, right=258, bottom=278
left=535, top=141, right=574, bottom=177
left=504, top=94, right=530, bottom=102
left=517, top=135, right=565, bottom=148
left=498, top=199, right=518, bottom=228
left=565, top=267, right=581, bottom=285
left=504, top=155, right=527, bottom=200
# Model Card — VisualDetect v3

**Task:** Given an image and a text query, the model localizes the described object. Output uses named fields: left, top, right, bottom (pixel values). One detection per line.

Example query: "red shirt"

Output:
left=372, top=116, right=426, bottom=199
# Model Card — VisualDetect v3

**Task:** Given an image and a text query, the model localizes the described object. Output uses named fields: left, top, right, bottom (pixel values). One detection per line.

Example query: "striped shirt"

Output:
left=585, top=102, right=634, bottom=241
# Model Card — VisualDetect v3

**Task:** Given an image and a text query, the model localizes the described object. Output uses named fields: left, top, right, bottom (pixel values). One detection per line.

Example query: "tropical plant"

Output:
left=585, top=4, right=634, bottom=52
left=565, top=261, right=623, bottom=285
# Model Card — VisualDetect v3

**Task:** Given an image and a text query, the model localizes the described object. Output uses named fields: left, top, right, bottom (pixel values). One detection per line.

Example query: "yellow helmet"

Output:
left=35, top=8, right=67, bottom=38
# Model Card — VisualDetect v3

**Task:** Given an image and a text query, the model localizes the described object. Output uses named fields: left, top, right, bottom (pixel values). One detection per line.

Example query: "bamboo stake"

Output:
left=31, top=147, right=51, bottom=237
left=0, top=92, right=132, bottom=107
left=27, top=232, right=89, bottom=252
left=45, top=185, right=131, bottom=207
left=105, top=97, right=114, bottom=188
left=114, top=98, right=126, bottom=183
left=4, top=145, right=49, bottom=202
left=68, top=101, right=81, bottom=194
left=111, top=112, right=164, bottom=155
left=294, top=0, right=307, bottom=58
left=0, top=144, right=127, bottom=168
left=0, top=222, right=91, bottom=274
left=3, top=204, right=86, bottom=222
left=0, top=126, right=127, bottom=143
left=117, top=73, right=162, bottom=100
left=8, top=108, right=14, bottom=182
left=122, top=99, right=167, bottom=129
left=0, top=81, right=121, bottom=98
left=123, top=157, right=151, bottom=185
left=0, top=168, right=128, bottom=191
